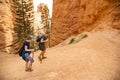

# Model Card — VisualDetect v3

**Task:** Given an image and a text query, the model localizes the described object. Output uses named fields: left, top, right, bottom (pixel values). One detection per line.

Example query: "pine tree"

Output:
left=41, top=4, right=49, bottom=33
left=13, top=0, right=34, bottom=45
left=38, top=3, right=49, bottom=33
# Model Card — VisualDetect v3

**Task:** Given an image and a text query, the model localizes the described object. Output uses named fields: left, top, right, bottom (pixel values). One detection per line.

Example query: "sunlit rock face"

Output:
left=0, top=0, right=18, bottom=54
left=0, top=0, right=19, bottom=53
left=50, top=0, right=120, bottom=46
left=0, top=0, right=35, bottom=54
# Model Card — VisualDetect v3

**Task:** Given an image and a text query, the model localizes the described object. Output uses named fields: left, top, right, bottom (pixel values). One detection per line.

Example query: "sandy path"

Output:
left=0, top=29, right=120, bottom=80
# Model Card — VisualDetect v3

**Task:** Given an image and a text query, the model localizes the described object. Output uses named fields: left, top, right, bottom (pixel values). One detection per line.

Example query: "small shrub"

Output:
left=82, top=34, right=88, bottom=39
left=69, top=38, right=75, bottom=44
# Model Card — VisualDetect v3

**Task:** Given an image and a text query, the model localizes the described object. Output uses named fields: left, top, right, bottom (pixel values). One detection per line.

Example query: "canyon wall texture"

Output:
left=50, top=0, right=120, bottom=46
left=0, top=0, right=18, bottom=54
left=0, top=0, right=34, bottom=54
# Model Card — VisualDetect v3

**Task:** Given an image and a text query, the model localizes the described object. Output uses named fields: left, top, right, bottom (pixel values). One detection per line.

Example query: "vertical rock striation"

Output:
left=51, top=0, right=120, bottom=46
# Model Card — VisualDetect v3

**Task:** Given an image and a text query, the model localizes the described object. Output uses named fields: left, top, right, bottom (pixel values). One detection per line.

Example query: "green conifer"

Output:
left=13, top=0, right=34, bottom=45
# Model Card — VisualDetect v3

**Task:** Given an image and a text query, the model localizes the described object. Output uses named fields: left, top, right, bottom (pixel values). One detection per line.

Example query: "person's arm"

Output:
left=25, top=46, right=34, bottom=52
left=41, top=38, right=48, bottom=43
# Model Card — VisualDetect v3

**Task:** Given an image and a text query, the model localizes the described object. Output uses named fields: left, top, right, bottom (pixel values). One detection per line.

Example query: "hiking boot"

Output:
left=29, top=68, right=33, bottom=72
left=25, top=68, right=29, bottom=72
left=42, top=57, right=47, bottom=59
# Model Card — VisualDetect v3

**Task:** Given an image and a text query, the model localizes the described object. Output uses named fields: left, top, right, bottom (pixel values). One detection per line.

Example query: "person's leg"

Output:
left=42, top=50, right=45, bottom=58
left=25, top=61, right=29, bottom=71
left=26, top=62, right=28, bottom=68
left=38, top=50, right=44, bottom=63
left=29, top=62, right=33, bottom=71
left=39, top=51, right=43, bottom=63
left=40, top=45, right=46, bottom=59
left=42, top=50, right=47, bottom=59
left=27, top=55, right=34, bottom=70
left=25, top=53, right=34, bottom=71
left=25, top=53, right=29, bottom=71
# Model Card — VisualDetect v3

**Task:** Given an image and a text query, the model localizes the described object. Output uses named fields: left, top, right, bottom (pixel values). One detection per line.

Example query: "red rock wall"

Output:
left=50, top=0, right=120, bottom=46
left=0, top=0, right=19, bottom=54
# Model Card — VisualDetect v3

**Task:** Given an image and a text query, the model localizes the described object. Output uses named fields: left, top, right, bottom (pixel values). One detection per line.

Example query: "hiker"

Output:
left=21, top=36, right=34, bottom=71
left=36, top=32, right=48, bottom=63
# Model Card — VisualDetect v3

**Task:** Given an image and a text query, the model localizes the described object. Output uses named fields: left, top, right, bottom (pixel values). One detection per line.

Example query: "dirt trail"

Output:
left=0, top=29, right=120, bottom=80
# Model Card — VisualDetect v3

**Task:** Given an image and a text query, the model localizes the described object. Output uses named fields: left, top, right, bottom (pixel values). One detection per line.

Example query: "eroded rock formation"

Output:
left=0, top=0, right=34, bottom=54
left=0, top=0, right=18, bottom=54
left=50, top=0, right=120, bottom=46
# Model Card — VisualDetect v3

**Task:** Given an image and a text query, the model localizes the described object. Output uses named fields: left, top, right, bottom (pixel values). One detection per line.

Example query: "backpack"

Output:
left=36, top=35, right=42, bottom=43
left=18, top=47, right=23, bottom=56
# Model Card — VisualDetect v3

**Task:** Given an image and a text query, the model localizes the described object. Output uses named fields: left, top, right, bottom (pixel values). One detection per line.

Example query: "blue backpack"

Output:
left=18, top=47, right=23, bottom=56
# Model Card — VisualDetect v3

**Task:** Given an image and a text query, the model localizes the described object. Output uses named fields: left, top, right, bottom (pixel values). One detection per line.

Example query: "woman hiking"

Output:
left=36, top=31, right=48, bottom=63
left=21, top=36, right=34, bottom=72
